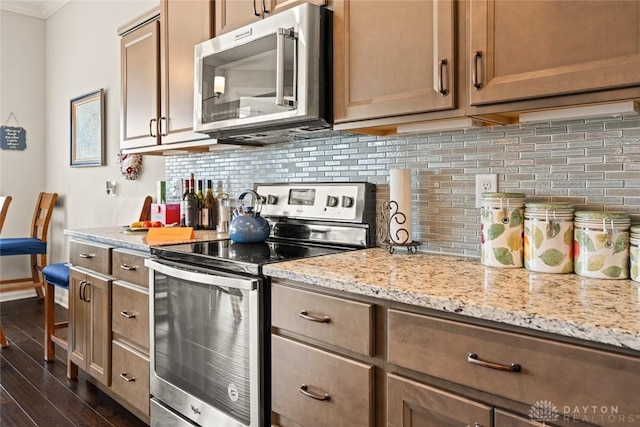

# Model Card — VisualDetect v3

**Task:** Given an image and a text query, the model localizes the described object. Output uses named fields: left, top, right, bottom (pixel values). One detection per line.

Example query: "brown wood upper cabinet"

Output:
left=334, top=0, right=640, bottom=131
left=468, top=0, right=640, bottom=106
left=215, top=0, right=326, bottom=35
left=120, top=1, right=213, bottom=150
left=332, top=0, right=456, bottom=124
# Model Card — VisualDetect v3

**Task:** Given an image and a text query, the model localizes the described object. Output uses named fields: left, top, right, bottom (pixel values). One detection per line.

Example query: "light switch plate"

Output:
left=475, top=174, right=498, bottom=208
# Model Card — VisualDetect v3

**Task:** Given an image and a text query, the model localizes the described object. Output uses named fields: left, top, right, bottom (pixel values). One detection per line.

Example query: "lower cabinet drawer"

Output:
left=271, top=335, right=374, bottom=427
left=70, top=240, right=112, bottom=276
left=387, top=374, right=492, bottom=427
left=111, top=340, right=150, bottom=417
left=388, top=309, right=640, bottom=425
left=272, top=283, right=374, bottom=356
left=111, top=249, right=148, bottom=288
left=112, top=282, right=149, bottom=351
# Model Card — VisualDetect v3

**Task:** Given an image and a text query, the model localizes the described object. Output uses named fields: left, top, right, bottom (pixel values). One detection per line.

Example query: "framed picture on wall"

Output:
left=70, top=89, right=104, bottom=167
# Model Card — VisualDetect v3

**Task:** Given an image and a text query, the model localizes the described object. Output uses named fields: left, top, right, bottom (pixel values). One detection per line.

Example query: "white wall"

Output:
left=1, top=0, right=164, bottom=301
left=0, top=10, right=47, bottom=289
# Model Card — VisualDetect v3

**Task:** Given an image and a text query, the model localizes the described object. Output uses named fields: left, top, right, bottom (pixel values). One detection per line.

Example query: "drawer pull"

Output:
left=78, top=253, right=95, bottom=259
left=299, top=384, right=330, bottom=401
left=299, top=310, right=330, bottom=323
left=467, top=353, right=521, bottom=372
left=120, top=310, right=136, bottom=319
left=120, top=372, right=135, bottom=382
left=120, top=264, right=137, bottom=271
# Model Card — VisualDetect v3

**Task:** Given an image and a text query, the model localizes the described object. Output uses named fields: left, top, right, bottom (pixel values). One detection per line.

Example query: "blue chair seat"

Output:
left=0, top=237, right=46, bottom=256
left=42, top=263, right=69, bottom=290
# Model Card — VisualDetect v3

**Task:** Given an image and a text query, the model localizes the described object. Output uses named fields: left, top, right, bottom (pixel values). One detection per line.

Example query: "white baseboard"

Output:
left=0, top=288, right=69, bottom=309
left=0, top=290, right=38, bottom=302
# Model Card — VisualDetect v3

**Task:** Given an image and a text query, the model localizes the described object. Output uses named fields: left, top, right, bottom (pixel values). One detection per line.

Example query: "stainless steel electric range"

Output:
left=146, top=182, right=377, bottom=427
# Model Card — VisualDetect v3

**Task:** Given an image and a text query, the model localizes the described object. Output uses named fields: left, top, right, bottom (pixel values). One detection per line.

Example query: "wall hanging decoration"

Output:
left=117, top=153, right=143, bottom=180
left=1, top=112, right=27, bottom=151
left=70, top=89, right=104, bottom=167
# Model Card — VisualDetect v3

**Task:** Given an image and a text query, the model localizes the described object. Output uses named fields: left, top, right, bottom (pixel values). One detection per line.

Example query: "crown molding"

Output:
left=0, top=0, right=70, bottom=19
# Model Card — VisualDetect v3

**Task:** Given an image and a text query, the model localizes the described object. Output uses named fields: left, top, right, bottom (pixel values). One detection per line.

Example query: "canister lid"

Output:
left=574, top=211, right=630, bottom=220
left=524, top=202, right=574, bottom=209
left=481, top=192, right=526, bottom=199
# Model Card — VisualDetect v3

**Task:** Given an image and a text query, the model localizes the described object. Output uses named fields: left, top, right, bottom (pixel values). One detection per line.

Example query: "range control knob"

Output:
left=326, top=195, right=339, bottom=208
left=341, top=196, right=354, bottom=208
left=266, top=195, right=278, bottom=205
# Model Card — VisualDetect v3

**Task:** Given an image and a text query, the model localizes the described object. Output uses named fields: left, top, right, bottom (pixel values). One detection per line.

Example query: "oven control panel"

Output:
left=254, top=182, right=375, bottom=223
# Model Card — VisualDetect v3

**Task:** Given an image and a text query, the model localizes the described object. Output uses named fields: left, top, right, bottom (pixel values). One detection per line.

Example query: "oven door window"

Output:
left=201, top=31, right=297, bottom=126
left=153, top=271, right=255, bottom=425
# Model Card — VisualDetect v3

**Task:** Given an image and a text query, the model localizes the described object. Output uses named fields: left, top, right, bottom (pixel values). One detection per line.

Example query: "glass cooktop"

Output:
left=151, top=239, right=350, bottom=276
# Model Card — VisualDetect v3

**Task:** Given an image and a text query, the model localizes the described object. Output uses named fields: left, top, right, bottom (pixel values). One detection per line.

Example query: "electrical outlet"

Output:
left=475, top=174, right=498, bottom=208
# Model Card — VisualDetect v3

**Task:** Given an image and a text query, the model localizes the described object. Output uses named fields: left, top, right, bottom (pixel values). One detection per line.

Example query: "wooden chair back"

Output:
left=139, top=195, right=152, bottom=221
left=0, top=195, right=12, bottom=234
left=31, top=192, right=58, bottom=242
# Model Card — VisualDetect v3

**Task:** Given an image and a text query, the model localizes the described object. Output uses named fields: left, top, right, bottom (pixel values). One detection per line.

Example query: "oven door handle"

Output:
left=146, top=259, right=258, bottom=291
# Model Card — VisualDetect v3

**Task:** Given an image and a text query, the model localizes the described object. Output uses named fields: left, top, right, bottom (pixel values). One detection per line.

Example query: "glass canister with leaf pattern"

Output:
left=524, top=202, right=575, bottom=273
left=630, top=225, right=640, bottom=283
left=574, top=211, right=630, bottom=279
left=480, top=192, right=526, bottom=268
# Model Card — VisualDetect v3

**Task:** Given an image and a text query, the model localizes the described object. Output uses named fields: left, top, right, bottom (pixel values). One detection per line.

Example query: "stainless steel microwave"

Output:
left=193, top=3, right=332, bottom=144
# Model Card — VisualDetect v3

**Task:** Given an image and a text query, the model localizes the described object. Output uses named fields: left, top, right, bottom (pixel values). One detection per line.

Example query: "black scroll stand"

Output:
left=378, top=200, right=421, bottom=254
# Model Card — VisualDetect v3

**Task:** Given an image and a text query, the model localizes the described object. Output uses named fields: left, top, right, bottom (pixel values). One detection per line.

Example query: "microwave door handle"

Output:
left=276, top=28, right=298, bottom=109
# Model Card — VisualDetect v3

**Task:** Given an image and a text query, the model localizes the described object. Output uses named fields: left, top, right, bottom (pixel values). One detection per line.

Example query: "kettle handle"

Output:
left=237, top=190, right=265, bottom=216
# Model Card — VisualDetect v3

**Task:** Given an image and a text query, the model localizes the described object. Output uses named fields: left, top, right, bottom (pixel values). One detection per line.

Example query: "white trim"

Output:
left=0, top=0, right=70, bottom=20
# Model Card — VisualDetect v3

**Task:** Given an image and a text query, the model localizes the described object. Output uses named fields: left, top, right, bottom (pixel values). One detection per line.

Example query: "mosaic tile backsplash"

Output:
left=165, top=115, right=640, bottom=257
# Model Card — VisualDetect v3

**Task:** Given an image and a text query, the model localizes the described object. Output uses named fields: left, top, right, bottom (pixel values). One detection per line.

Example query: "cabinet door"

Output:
left=120, top=20, right=160, bottom=149
left=85, top=272, right=111, bottom=386
left=387, top=374, right=493, bottom=427
left=160, top=0, right=213, bottom=145
left=68, top=268, right=88, bottom=371
left=333, top=0, right=455, bottom=123
left=215, top=0, right=263, bottom=35
left=469, top=0, right=640, bottom=105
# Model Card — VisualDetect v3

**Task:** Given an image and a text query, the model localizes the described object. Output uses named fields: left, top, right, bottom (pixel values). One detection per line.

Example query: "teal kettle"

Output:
left=229, top=190, right=271, bottom=243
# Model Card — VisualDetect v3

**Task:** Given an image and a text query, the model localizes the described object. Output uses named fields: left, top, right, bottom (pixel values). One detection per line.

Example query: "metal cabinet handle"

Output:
left=120, top=372, right=135, bottom=382
left=120, top=310, right=136, bottom=319
left=253, top=0, right=260, bottom=16
left=120, top=264, right=137, bottom=271
left=467, top=353, right=521, bottom=372
left=472, top=51, right=483, bottom=90
left=149, top=118, right=157, bottom=137
left=78, top=253, right=94, bottom=259
left=83, top=282, right=91, bottom=303
left=438, top=59, right=449, bottom=96
left=299, top=310, right=330, bottom=323
left=299, top=384, right=330, bottom=401
left=159, top=116, right=167, bottom=137
left=78, top=280, right=86, bottom=301
left=262, top=0, right=269, bottom=14
left=79, top=281, right=91, bottom=302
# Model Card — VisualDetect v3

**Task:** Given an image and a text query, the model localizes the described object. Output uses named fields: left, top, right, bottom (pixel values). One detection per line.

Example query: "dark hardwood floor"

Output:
left=0, top=297, right=147, bottom=427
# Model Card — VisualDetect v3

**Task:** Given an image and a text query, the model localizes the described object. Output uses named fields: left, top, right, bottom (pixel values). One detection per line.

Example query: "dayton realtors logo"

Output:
left=529, top=401, right=638, bottom=424
left=529, top=400, right=560, bottom=424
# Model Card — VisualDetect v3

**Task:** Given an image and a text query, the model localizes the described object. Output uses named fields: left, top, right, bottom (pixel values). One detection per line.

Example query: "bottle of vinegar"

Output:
left=180, top=178, right=189, bottom=227
left=184, top=173, right=199, bottom=229
left=197, top=179, right=205, bottom=228
left=202, top=179, right=216, bottom=230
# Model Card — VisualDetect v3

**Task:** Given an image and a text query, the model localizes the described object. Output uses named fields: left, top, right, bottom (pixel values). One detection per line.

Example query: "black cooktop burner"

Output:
left=151, top=239, right=349, bottom=276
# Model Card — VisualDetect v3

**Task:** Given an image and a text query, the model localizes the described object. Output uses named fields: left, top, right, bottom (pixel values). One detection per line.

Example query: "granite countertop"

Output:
left=64, top=226, right=228, bottom=252
left=263, top=248, right=640, bottom=352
